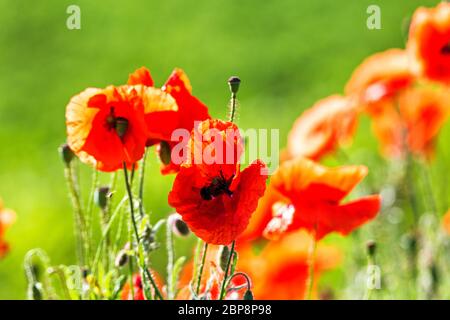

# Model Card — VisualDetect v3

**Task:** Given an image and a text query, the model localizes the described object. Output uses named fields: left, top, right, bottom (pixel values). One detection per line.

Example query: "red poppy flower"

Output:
left=66, top=85, right=178, bottom=172
left=237, top=231, right=341, bottom=299
left=168, top=119, right=268, bottom=245
left=345, top=49, right=413, bottom=107
left=127, top=67, right=210, bottom=174
left=408, top=2, right=450, bottom=84
left=368, top=84, right=449, bottom=158
left=0, top=199, right=16, bottom=259
left=283, top=95, right=358, bottom=162
left=261, top=157, right=380, bottom=240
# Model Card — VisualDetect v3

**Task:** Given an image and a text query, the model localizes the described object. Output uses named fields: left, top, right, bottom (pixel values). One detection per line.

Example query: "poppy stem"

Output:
left=166, top=218, right=175, bottom=299
left=227, top=76, right=241, bottom=123
left=64, top=161, right=88, bottom=267
left=219, top=240, right=236, bottom=300
left=138, top=149, right=148, bottom=218
left=306, top=228, right=318, bottom=300
left=123, top=162, right=164, bottom=300
left=196, top=242, right=209, bottom=296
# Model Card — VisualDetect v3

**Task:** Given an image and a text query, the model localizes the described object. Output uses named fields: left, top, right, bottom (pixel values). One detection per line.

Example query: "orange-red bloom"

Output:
left=127, top=67, right=211, bottom=174
left=237, top=231, right=341, bottom=299
left=368, top=84, right=449, bottom=158
left=0, top=199, right=16, bottom=259
left=168, top=119, right=267, bottom=245
left=283, top=95, right=358, bottom=162
left=443, top=210, right=450, bottom=235
left=345, top=49, right=414, bottom=107
left=260, top=157, right=380, bottom=240
left=66, top=85, right=178, bottom=171
left=408, top=2, right=450, bottom=84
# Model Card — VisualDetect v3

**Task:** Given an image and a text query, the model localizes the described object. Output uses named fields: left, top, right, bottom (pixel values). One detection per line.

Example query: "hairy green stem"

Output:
left=196, top=242, right=209, bottom=296
left=219, top=241, right=235, bottom=300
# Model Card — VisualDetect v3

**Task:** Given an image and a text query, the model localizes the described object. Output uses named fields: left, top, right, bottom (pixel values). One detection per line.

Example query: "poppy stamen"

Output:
left=200, top=173, right=234, bottom=201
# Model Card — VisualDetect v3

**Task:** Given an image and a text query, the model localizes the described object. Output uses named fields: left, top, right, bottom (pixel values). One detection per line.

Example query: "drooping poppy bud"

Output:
left=168, top=213, right=190, bottom=237
left=243, top=290, right=254, bottom=300
left=115, top=249, right=129, bottom=268
left=94, top=186, right=110, bottom=210
left=366, top=240, right=377, bottom=258
left=59, top=143, right=75, bottom=166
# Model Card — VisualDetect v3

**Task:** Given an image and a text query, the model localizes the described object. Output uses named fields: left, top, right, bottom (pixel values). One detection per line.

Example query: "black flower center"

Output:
left=200, top=172, right=234, bottom=201
left=441, top=43, right=450, bottom=55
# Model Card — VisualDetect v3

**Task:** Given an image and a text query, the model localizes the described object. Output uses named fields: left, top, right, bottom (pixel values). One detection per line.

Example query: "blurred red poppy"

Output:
left=443, top=210, right=450, bottom=235
left=66, top=85, right=178, bottom=172
left=261, top=157, right=380, bottom=240
left=0, top=199, right=16, bottom=259
left=128, top=67, right=210, bottom=174
left=237, top=231, right=341, bottom=299
left=408, top=2, right=450, bottom=84
left=345, top=49, right=413, bottom=107
left=282, top=95, right=358, bottom=162
left=168, top=119, right=267, bottom=245
left=368, top=84, right=449, bottom=158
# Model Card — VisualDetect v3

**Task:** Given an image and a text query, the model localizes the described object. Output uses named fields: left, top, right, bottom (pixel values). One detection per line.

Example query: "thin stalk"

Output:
left=229, top=92, right=237, bottom=123
left=306, top=227, right=318, bottom=300
left=64, top=163, right=88, bottom=266
left=123, top=163, right=164, bottom=300
left=219, top=241, right=235, bottom=300
left=196, top=242, right=209, bottom=296
left=166, top=218, right=175, bottom=299
left=138, top=149, right=148, bottom=218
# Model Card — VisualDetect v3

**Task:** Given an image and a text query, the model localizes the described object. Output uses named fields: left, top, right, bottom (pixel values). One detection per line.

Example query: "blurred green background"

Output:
left=0, top=0, right=446, bottom=299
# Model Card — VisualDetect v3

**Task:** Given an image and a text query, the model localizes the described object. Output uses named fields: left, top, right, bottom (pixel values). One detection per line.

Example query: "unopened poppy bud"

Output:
left=168, top=213, right=190, bottom=237
left=115, top=249, right=129, bottom=268
left=219, top=245, right=230, bottom=271
left=366, top=240, right=377, bottom=257
left=28, top=282, right=43, bottom=300
left=94, top=186, right=110, bottom=210
left=159, top=141, right=172, bottom=165
left=59, top=143, right=75, bottom=165
left=243, top=290, right=253, bottom=300
left=228, top=76, right=241, bottom=94
left=115, top=117, right=129, bottom=139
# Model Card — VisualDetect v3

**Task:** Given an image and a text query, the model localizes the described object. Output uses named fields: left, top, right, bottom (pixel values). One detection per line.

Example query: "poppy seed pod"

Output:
left=114, top=117, right=129, bottom=139
left=168, top=213, right=190, bottom=237
left=228, top=76, right=241, bottom=94
left=59, top=143, right=75, bottom=165
left=94, top=186, right=110, bottom=210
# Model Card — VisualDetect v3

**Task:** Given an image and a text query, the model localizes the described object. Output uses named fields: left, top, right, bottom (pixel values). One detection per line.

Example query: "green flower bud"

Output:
left=219, top=245, right=230, bottom=271
left=366, top=240, right=377, bottom=257
left=243, top=290, right=253, bottom=300
left=59, top=143, right=75, bottom=165
left=115, top=249, right=129, bottom=268
left=28, top=282, right=43, bottom=300
left=94, top=186, right=110, bottom=210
